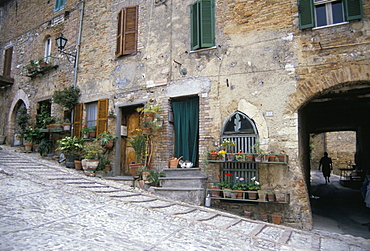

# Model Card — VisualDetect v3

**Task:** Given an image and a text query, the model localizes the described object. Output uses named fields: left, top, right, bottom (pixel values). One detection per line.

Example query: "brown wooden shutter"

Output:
left=3, top=47, right=13, bottom=77
left=73, top=103, right=83, bottom=138
left=97, top=99, right=108, bottom=136
left=115, top=9, right=124, bottom=57
left=123, top=6, right=138, bottom=55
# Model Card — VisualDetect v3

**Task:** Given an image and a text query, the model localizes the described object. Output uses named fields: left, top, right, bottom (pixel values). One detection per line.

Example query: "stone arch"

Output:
left=287, top=63, right=370, bottom=113
left=7, top=89, right=30, bottom=144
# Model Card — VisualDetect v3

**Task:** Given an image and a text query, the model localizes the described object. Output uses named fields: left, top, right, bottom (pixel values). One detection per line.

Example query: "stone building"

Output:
left=0, top=0, right=369, bottom=230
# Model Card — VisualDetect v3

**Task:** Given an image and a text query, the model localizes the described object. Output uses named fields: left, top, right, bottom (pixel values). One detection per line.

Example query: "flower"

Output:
left=81, top=125, right=90, bottom=134
left=232, top=176, right=248, bottom=190
left=248, top=177, right=261, bottom=191
left=225, top=173, right=232, bottom=177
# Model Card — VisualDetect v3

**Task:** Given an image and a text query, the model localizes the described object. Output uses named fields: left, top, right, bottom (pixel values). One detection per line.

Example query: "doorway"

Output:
left=120, top=105, right=141, bottom=175
left=299, top=82, right=370, bottom=238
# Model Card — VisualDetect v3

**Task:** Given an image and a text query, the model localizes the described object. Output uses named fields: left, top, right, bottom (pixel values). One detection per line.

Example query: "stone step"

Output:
left=163, top=168, right=208, bottom=177
left=149, top=187, right=206, bottom=206
left=104, top=176, right=134, bottom=186
left=160, top=176, right=208, bottom=188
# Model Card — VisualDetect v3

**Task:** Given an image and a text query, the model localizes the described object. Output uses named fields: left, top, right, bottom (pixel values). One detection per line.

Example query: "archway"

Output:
left=299, top=81, right=370, bottom=238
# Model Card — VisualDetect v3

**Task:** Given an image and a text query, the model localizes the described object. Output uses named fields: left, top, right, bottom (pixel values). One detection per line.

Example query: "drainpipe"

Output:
left=71, top=1, right=84, bottom=134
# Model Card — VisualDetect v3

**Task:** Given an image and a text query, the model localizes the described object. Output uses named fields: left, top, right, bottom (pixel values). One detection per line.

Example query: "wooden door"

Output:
left=121, top=110, right=140, bottom=175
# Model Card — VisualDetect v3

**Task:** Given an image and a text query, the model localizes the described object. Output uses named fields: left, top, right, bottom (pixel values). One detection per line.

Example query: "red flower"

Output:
left=217, top=175, right=221, bottom=177
left=83, top=125, right=88, bottom=127
left=225, top=173, right=232, bottom=177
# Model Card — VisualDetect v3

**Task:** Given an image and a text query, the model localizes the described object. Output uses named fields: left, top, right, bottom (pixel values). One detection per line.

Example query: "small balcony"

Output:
left=22, top=56, right=59, bottom=78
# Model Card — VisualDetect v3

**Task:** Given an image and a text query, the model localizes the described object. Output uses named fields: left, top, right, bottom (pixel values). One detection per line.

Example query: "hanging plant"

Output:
left=52, top=86, right=81, bottom=110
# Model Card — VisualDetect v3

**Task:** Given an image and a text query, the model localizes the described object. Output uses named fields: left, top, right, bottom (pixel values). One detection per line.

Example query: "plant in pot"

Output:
left=16, top=107, right=31, bottom=146
left=100, top=158, right=112, bottom=172
left=88, top=126, right=97, bottom=138
left=37, top=138, right=52, bottom=157
left=52, top=86, right=81, bottom=110
left=232, top=177, right=248, bottom=199
left=136, top=103, right=163, bottom=123
left=107, top=109, right=115, bottom=119
left=126, top=131, right=147, bottom=176
left=97, top=131, right=118, bottom=148
left=63, top=119, right=72, bottom=131
left=252, top=141, right=264, bottom=162
left=247, top=177, right=260, bottom=200
left=221, top=139, right=236, bottom=161
left=55, top=136, right=84, bottom=168
left=81, top=125, right=90, bottom=138
left=80, top=143, right=102, bottom=171
left=147, top=170, right=164, bottom=187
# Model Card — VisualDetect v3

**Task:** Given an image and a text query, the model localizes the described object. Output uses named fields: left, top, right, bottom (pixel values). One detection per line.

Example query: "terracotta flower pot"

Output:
left=271, top=214, right=282, bottom=224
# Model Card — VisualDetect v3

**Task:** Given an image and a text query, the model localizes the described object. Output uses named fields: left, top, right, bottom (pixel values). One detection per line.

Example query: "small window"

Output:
left=54, top=0, right=66, bottom=12
left=3, top=47, right=13, bottom=77
left=298, top=0, right=363, bottom=29
left=115, top=6, right=138, bottom=58
left=190, top=0, right=215, bottom=51
left=44, top=37, right=51, bottom=62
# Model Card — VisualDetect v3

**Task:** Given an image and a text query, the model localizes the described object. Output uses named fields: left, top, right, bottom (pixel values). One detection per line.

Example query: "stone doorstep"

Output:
left=163, top=168, right=208, bottom=177
left=149, top=187, right=206, bottom=206
left=160, top=176, right=208, bottom=188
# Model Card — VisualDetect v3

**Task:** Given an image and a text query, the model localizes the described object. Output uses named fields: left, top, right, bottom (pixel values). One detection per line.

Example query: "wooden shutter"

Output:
left=116, top=9, right=124, bottom=57
left=97, top=99, right=108, bottom=136
left=298, top=0, right=315, bottom=29
left=116, top=6, right=138, bottom=57
left=190, top=2, right=200, bottom=50
left=3, top=47, right=12, bottom=77
left=345, top=0, right=363, bottom=21
left=73, top=103, right=83, bottom=138
left=200, top=0, right=215, bottom=48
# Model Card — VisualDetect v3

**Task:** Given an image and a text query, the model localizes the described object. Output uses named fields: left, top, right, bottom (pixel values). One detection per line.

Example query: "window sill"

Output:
left=313, top=21, right=349, bottom=30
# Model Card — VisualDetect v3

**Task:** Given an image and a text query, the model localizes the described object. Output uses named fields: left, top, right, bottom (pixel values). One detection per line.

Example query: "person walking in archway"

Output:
left=318, top=152, right=333, bottom=184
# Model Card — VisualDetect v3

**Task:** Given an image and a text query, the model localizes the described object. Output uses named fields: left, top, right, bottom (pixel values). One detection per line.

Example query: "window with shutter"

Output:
left=299, top=0, right=363, bottom=29
left=54, top=0, right=66, bottom=12
left=73, top=103, right=83, bottom=138
left=3, top=47, right=13, bottom=77
left=97, top=99, right=108, bottom=136
left=115, top=6, right=138, bottom=58
left=190, top=0, right=215, bottom=51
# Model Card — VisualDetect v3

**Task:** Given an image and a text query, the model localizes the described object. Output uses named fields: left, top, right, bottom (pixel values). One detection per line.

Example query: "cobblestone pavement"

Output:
left=0, top=147, right=369, bottom=250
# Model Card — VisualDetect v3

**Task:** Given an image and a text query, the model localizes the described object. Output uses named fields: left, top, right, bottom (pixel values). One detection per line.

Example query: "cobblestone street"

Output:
left=1, top=147, right=369, bottom=250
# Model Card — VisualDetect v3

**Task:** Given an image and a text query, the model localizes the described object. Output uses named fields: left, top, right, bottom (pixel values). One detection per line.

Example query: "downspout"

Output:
left=71, top=0, right=84, bottom=134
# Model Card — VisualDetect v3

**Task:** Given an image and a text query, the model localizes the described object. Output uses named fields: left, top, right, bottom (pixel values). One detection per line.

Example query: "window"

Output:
left=44, top=37, right=51, bottom=62
left=54, top=0, right=66, bottom=12
left=190, top=0, right=215, bottom=51
left=115, top=6, right=138, bottom=58
left=73, top=99, right=108, bottom=138
left=3, top=47, right=13, bottom=77
left=298, top=0, right=363, bottom=29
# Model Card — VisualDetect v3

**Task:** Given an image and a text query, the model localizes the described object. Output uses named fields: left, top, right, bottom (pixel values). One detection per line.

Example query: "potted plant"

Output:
left=88, top=126, right=96, bottom=138
left=107, top=109, right=115, bottom=119
left=252, top=141, right=264, bottom=162
left=56, top=136, right=84, bottom=168
left=147, top=170, right=164, bottom=187
left=232, top=177, right=248, bottom=199
left=126, top=131, right=147, bottom=176
left=137, top=103, right=163, bottom=123
left=16, top=107, right=30, bottom=145
left=37, top=138, right=52, bottom=157
left=247, top=177, right=260, bottom=200
left=81, top=125, right=90, bottom=138
left=97, top=131, right=118, bottom=148
left=221, top=139, right=236, bottom=161
left=99, top=157, right=112, bottom=172
left=52, top=86, right=81, bottom=110
left=81, top=143, right=102, bottom=172
left=63, top=119, right=72, bottom=131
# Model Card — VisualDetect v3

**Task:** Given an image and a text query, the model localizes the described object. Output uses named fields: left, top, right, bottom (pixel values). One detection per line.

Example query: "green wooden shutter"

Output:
left=298, top=0, right=315, bottom=29
left=200, top=0, right=215, bottom=48
left=345, top=0, right=363, bottom=21
left=123, top=6, right=138, bottom=55
left=191, top=2, right=200, bottom=50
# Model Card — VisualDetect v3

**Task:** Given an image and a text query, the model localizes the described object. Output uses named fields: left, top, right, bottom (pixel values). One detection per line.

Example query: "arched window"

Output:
left=220, top=111, right=258, bottom=183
